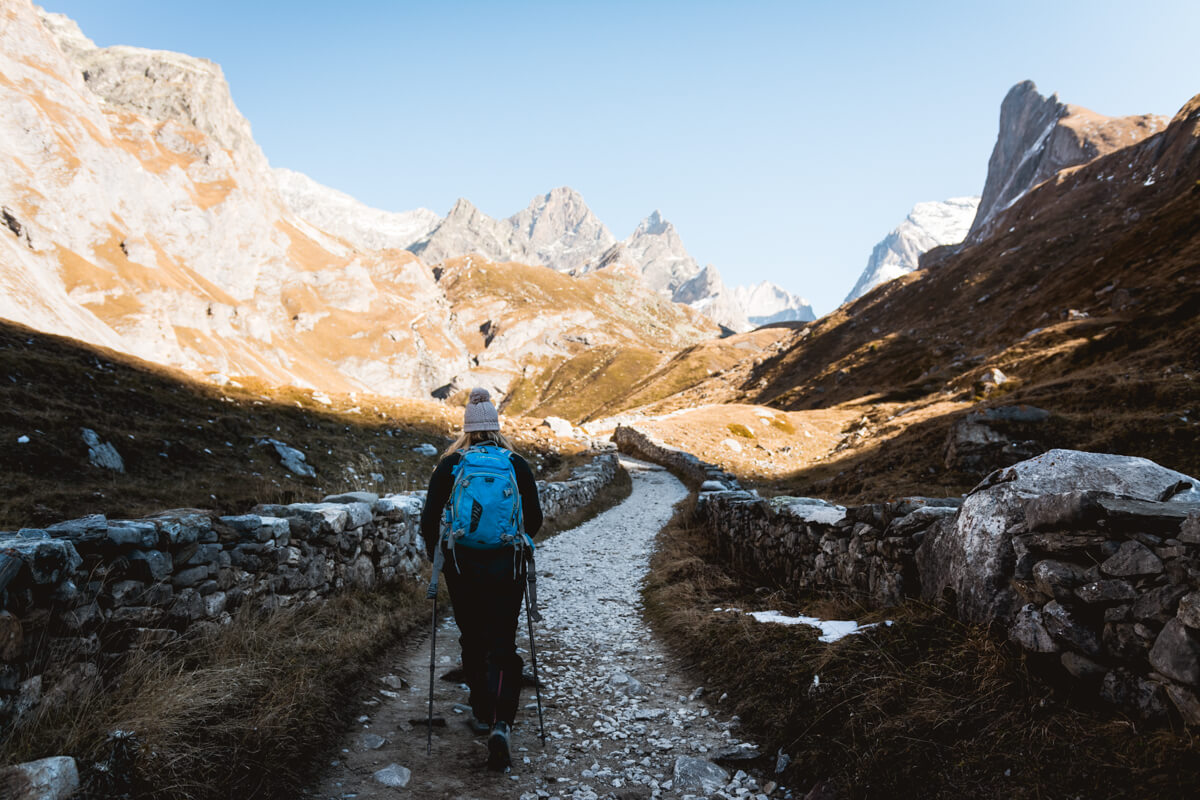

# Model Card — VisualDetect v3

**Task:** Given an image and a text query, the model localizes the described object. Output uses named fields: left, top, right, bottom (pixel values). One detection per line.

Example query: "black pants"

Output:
left=442, top=546, right=525, bottom=725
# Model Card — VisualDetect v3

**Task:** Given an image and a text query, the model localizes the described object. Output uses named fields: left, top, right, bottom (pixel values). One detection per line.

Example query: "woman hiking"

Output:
left=420, top=387, right=543, bottom=771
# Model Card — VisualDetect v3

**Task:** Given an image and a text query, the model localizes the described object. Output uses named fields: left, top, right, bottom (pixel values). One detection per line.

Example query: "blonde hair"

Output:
left=442, top=429, right=515, bottom=458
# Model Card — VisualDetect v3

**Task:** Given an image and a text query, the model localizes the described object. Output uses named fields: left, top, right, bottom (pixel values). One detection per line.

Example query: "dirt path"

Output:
left=309, top=457, right=778, bottom=800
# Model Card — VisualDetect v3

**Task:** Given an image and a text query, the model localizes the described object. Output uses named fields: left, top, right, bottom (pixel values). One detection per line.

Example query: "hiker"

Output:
left=420, top=387, right=544, bottom=771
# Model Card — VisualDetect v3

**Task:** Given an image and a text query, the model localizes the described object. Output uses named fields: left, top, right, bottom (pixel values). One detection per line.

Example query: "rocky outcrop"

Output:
left=0, top=454, right=616, bottom=734
left=843, top=197, right=980, bottom=303
left=968, top=81, right=1166, bottom=241
left=729, top=281, right=816, bottom=327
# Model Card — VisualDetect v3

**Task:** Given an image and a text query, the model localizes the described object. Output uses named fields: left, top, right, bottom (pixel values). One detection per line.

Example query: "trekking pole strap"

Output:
left=524, top=549, right=543, bottom=622
left=426, top=541, right=445, bottom=599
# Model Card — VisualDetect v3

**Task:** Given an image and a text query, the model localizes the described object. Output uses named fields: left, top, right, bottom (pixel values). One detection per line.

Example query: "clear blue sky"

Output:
left=42, top=0, right=1200, bottom=315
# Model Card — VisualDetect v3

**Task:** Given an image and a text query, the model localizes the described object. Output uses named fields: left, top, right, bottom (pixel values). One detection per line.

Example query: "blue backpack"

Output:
left=442, top=444, right=529, bottom=550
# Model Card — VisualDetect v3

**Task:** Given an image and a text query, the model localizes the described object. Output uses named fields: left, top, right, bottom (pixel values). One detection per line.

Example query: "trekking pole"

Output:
left=426, top=546, right=445, bottom=756
left=522, top=576, right=547, bottom=745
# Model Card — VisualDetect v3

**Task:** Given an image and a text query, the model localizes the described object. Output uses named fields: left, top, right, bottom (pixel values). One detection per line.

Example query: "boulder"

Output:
left=373, top=764, right=411, bottom=788
left=1149, top=619, right=1200, bottom=686
left=412, top=443, right=439, bottom=457
left=1100, top=540, right=1163, bottom=577
left=541, top=416, right=576, bottom=438
left=1009, top=604, right=1059, bottom=653
left=672, top=756, right=730, bottom=794
left=81, top=428, right=124, bottom=473
left=0, top=756, right=79, bottom=800
left=106, top=521, right=159, bottom=548
left=0, top=534, right=82, bottom=585
left=917, top=449, right=1200, bottom=625
left=261, top=438, right=316, bottom=478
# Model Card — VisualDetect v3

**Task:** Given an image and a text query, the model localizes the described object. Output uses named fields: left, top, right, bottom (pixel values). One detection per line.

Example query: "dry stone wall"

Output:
left=615, top=426, right=1200, bottom=726
left=0, top=454, right=617, bottom=734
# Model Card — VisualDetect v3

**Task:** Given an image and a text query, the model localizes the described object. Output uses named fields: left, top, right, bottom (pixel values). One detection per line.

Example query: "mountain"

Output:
left=273, top=168, right=439, bottom=252
left=968, top=80, right=1166, bottom=240
left=730, top=282, right=816, bottom=326
left=0, top=1, right=717, bottom=405
left=844, top=197, right=980, bottom=303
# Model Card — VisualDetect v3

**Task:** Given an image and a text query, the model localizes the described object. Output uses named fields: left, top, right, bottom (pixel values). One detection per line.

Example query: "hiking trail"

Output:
left=309, top=457, right=778, bottom=800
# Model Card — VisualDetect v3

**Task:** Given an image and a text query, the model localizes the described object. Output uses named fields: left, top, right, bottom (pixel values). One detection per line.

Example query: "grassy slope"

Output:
left=644, top=501, right=1200, bottom=799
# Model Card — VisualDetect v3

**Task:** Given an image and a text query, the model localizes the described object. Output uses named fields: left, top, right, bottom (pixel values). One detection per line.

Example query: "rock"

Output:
left=147, top=510, right=211, bottom=546
left=1100, top=670, right=1168, bottom=722
left=1181, top=512, right=1200, bottom=544
left=81, top=428, right=124, bottom=473
left=1103, top=622, right=1152, bottom=660
left=171, top=565, right=210, bottom=588
left=0, top=756, right=79, bottom=800
left=0, top=534, right=82, bottom=584
left=360, top=733, right=386, bottom=750
left=106, top=521, right=159, bottom=548
left=672, top=756, right=729, bottom=794
left=1165, top=683, right=1200, bottom=726
left=373, top=764, right=411, bottom=788
left=973, top=367, right=1009, bottom=397
left=1060, top=651, right=1107, bottom=681
left=1009, top=604, right=1059, bottom=653
left=1032, top=559, right=1091, bottom=601
left=917, top=449, right=1199, bottom=625
left=1096, top=497, right=1200, bottom=534
left=1022, top=491, right=1104, bottom=531
left=1132, top=585, right=1188, bottom=624
left=942, top=405, right=1050, bottom=475
left=413, top=443, right=439, bottom=457
left=1042, top=601, right=1101, bottom=657
left=0, top=610, right=22, bottom=660
left=322, top=491, right=379, bottom=505
left=127, top=549, right=173, bottom=582
left=542, top=417, right=576, bottom=438
left=44, top=514, right=107, bottom=542
left=1178, top=592, right=1200, bottom=629
left=1100, top=540, right=1163, bottom=577
left=699, top=480, right=730, bottom=493
left=1149, top=619, right=1200, bottom=686
left=1074, top=580, right=1136, bottom=605
left=261, top=438, right=316, bottom=478
left=885, top=505, right=957, bottom=537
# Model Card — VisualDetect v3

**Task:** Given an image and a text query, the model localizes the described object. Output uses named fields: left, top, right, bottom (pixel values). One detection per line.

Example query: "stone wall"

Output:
left=612, top=425, right=740, bottom=490
left=617, top=426, right=1200, bottom=726
left=0, top=454, right=617, bottom=733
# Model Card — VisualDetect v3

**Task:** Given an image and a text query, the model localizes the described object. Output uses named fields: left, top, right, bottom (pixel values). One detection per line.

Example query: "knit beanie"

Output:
left=462, top=387, right=500, bottom=432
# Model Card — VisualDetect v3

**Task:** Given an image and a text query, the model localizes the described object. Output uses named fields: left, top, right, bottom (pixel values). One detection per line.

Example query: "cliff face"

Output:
left=969, top=80, right=1166, bottom=240
left=0, top=1, right=719, bottom=402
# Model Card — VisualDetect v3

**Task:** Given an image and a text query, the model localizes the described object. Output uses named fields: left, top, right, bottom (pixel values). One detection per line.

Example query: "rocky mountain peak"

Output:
left=636, top=210, right=672, bottom=237
left=506, top=187, right=616, bottom=271
left=968, top=80, right=1166, bottom=241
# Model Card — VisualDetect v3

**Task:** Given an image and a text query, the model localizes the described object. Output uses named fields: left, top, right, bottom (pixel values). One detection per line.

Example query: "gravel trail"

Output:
left=311, top=457, right=774, bottom=800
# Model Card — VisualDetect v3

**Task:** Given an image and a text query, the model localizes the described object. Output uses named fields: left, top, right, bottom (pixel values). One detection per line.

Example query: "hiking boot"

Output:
left=486, top=721, right=512, bottom=771
left=465, top=716, right=490, bottom=736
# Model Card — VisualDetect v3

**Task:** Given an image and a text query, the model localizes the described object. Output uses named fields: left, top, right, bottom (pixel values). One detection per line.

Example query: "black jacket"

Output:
left=419, top=447, right=543, bottom=559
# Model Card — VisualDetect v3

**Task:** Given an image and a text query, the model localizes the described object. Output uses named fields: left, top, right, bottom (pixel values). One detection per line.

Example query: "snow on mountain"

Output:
left=274, top=168, right=439, bottom=252
left=730, top=281, right=816, bottom=326
left=844, top=197, right=980, bottom=304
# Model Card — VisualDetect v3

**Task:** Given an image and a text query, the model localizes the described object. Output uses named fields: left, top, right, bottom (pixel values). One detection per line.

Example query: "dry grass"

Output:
left=643, top=501, right=1200, bottom=799
left=1, top=582, right=429, bottom=799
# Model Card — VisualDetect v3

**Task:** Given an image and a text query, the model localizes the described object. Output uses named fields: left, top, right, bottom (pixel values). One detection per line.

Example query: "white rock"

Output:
left=0, top=756, right=80, bottom=800
left=373, top=763, right=411, bottom=788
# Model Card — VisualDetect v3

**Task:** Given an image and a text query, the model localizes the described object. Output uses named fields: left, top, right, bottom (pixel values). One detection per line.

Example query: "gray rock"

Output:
left=1100, top=540, right=1163, bottom=577
left=413, top=443, right=439, bottom=457
left=1032, top=559, right=1091, bottom=601
left=219, top=514, right=263, bottom=535
left=1100, top=670, right=1168, bottom=722
left=1181, top=512, right=1200, bottom=544
left=1009, top=604, right=1059, bottom=653
left=1178, top=592, right=1200, bottom=630
left=360, top=733, right=387, bottom=750
left=106, top=521, right=159, bottom=548
left=542, top=417, right=576, bottom=438
left=918, top=449, right=1198, bottom=625
left=1042, top=601, right=1101, bottom=657
left=942, top=405, right=1050, bottom=475
left=0, top=756, right=79, bottom=800
left=109, top=579, right=146, bottom=605
left=1096, top=496, right=1200, bottom=534
left=885, top=505, right=957, bottom=537
left=1132, top=584, right=1188, bottom=624
left=1149, top=619, right=1200, bottom=686
left=1075, top=579, right=1136, bottom=605
left=672, top=756, right=729, bottom=794
left=171, top=565, right=210, bottom=588
left=262, top=438, right=316, bottom=478
left=81, top=428, right=124, bottom=473
left=1022, top=491, right=1105, bottom=531
left=277, top=503, right=350, bottom=535
left=342, top=502, right=374, bottom=531
left=60, top=601, right=101, bottom=632
left=322, top=491, right=379, bottom=505
left=109, top=606, right=166, bottom=627
left=44, top=514, right=107, bottom=542
left=0, top=534, right=82, bottom=584
left=147, top=510, right=212, bottom=546
left=1060, top=651, right=1107, bottom=681
left=373, top=763, right=411, bottom=788
left=1165, top=683, right=1200, bottom=726
left=699, top=480, right=730, bottom=493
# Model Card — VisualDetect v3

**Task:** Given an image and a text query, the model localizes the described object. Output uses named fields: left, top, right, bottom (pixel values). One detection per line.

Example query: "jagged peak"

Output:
left=634, top=210, right=672, bottom=237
